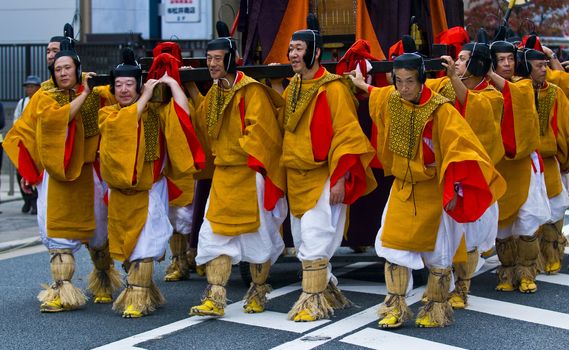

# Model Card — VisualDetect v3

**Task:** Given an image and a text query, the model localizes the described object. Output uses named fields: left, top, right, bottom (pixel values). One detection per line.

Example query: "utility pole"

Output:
left=80, top=0, right=92, bottom=42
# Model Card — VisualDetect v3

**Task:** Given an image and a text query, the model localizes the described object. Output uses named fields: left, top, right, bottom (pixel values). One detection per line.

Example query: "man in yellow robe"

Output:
left=426, top=33, right=505, bottom=309
left=351, top=51, right=504, bottom=329
left=184, top=37, right=288, bottom=317
left=98, top=49, right=203, bottom=318
left=3, top=31, right=121, bottom=313
left=488, top=36, right=550, bottom=293
left=282, top=29, right=377, bottom=322
left=517, top=36, right=569, bottom=275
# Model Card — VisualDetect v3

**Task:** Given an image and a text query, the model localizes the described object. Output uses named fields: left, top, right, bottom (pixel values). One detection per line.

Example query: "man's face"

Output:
left=288, top=40, right=309, bottom=74
left=53, top=56, right=77, bottom=90
left=529, top=59, right=547, bottom=85
left=114, top=77, right=139, bottom=107
left=394, top=68, right=422, bottom=102
left=24, top=84, right=40, bottom=98
left=47, top=41, right=61, bottom=67
left=455, top=50, right=471, bottom=77
left=206, top=49, right=228, bottom=80
left=495, top=52, right=515, bottom=80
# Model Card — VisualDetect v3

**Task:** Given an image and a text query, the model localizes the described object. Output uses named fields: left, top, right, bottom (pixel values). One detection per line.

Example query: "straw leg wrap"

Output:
left=516, top=234, right=539, bottom=281
left=540, top=221, right=567, bottom=268
left=287, top=258, right=333, bottom=321
left=417, top=267, right=453, bottom=327
left=496, top=237, right=517, bottom=286
left=165, top=232, right=190, bottom=280
left=451, top=249, right=478, bottom=305
left=243, top=261, right=272, bottom=308
left=113, top=259, right=163, bottom=315
left=186, top=247, right=198, bottom=270
left=202, top=255, right=232, bottom=309
left=554, top=220, right=568, bottom=260
left=323, top=281, right=352, bottom=310
left=379, top=262, right=412, bottom=322
left=88, top=243, right=123, bottom=296
left=38, top=249, right=87, bottom=309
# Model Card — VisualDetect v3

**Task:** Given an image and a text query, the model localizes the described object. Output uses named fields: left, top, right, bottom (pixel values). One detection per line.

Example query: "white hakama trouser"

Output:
left=38, top=167, right=108, bottom=253
left=123, top=177, right=173, bottom=261
left=196, top=173, right=287, bottom=266
left=375, top=188, right=463, bottom=293
left=168, top=181, right=197, bottom=236
left=497, top=152, right=551, bottom=239
left=290, top=178, right=347, bottom=286
left=464, top=202, right=499, bottom=253
left=546, top=160, right=569, bottom=223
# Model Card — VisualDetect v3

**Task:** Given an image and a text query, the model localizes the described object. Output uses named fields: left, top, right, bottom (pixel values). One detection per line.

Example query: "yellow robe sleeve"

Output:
left=98, top=103, right=146, bottom=189
left=508, top=79, right=540, bottom=159
left=555, top=88, right=569, bottom=171
left=161, top=100, right=201, bottom=206
left=190, top=93, right=215, bottom=180
left=326, top=80, right=377, bottom=196
left=462, top=88, right=505, bottom=165
left=239, top=83, right=286, bottom=192
left=547, top=68, right=569, bottom=98
left=36, top=91, right=85, bottom=182
left=433, top=103, right=506, bottom=205
left=369, top=85, right=396, bottom=173
left=425, top=77, right=449, bottom=94
left=93, top=85, right=118, bottom=106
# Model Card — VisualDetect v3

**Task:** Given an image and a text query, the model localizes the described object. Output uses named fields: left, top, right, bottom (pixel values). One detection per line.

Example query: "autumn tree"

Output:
left=464, top=0, right=569, bottom=38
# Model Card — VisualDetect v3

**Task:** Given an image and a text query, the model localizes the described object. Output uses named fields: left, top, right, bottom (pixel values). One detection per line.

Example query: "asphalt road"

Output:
left=1, top=244, right=568, bottom=350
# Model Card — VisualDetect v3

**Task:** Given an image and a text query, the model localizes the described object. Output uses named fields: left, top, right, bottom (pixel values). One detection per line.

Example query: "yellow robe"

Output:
left=281, top=69, right=377, bottom=217
left=99, top=100, right=200, bottom=262
left=192, top=72, right=285, bottom=235
left=3, top=84, right=114, bottom=183
left=495, top=79, right=540, bottom=227
left=3, top=85, right=115, bottom=241
left=369, top=86, right=505, bottom=252
left=426, top=77, right=505, bottom=165
left=536, top=82, right=569, bottom=198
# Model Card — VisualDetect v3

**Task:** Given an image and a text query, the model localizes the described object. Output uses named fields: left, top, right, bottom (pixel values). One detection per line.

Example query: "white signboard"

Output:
left=161, top=0, right=212, bottom=40
left=164, top=0, right=200, bottom=23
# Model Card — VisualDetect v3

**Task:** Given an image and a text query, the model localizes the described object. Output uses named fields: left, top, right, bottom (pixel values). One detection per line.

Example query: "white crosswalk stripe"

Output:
left=90, top=255, right=569, bottom=350
left=467, top=295, right=569, bottom=330
left=341, top=328, right=467, bottom=350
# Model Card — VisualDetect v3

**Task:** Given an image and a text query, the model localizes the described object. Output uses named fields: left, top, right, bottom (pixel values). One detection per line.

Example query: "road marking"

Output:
left=0, top=244, right=45, bottom=261
left=536, top=272, right=569, bottom=286
left=468, top=295, right=569, bottom=330
left=265, top=256, right=511, bottom=350
left=91, top=317, right=215, bottom=350
left=340, top=327, right=466, bottom=350
left=339, top=278, right=386, bottom=295
left=268, top=286, right=425, bottom=350
left=91, top=262, right=375, bottom=350
left=221, top=309, right=330, bottom=333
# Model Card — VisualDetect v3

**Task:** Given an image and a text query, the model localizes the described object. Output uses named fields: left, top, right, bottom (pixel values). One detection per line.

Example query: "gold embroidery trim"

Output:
left=536, top=85, right=557, bottom=136
left=206, top=74, right=256, bottom=138
left=143, top=104, right=161, bottom=162
left=387, top=91, right=449, bottom=159
left=439, top=81, right=456, bottom=101
left=47, top=88, right=101, bottom=137
left=284, top=73, right=343, bottom=132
